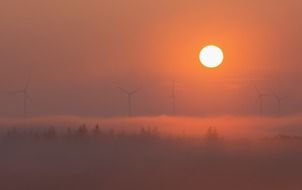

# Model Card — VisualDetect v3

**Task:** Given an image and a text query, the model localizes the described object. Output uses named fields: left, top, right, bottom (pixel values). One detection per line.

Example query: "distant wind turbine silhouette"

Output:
left=170, top=80, right=182, bottom=115
left=11, top=74, right=33, bottom=118
left=115, top=85, right=141, bottom=117
left=171, top=80, right=180, bottom=115
left=271, top=90, right=287, bottom=116
left=254, top=86, right=268, bottom=116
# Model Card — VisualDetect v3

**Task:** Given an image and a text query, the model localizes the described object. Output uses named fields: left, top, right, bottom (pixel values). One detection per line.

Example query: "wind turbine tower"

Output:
left=271, top=91, right=287, bottom=116
left=171, top=80, right=176, bottom=115
left=171, top=80, right=181, bottom=115
left=116, top=86, right=141, bottom=117
left=12, top=75, right=32, bottom=118
left=254, top=86, right=267, bottom=116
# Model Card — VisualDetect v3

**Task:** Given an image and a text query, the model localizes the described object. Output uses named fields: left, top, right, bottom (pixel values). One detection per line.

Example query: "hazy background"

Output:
left=1, top=0, right=302, bottom=117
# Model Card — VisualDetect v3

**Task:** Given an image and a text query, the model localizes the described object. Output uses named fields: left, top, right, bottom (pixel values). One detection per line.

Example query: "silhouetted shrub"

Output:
left=44, top=127, right=57, bottom=139
left=93, top=124, right=100, bottom=136
left=77, top=124, right=88, bottom=137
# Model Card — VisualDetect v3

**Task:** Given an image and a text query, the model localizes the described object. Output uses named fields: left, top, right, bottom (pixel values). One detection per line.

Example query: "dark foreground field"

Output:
left=1, top=126, right=302, bottom=190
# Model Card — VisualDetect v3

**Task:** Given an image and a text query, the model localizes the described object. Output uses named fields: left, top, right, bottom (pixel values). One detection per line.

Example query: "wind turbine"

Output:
left=254, top=86, right=268, bottom=116
left=271, top=90, right=287, bottom=116
left=12, top=74, right=33, bottom=118
left=171, top=80, right=176, bottom=115
left=115, top=85, right=141, bottom=117
left=170, top=80, right=183, bottom=115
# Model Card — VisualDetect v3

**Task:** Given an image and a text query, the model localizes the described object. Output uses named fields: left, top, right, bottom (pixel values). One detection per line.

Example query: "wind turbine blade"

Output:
left=269, top=89, right=278, bottom=98
left=115, top=86, right=129, bottom=94
left=111, top=82, right=127, bottom=93
left=254, top=85, right=261, bottom=95
left=270, top=89, right=287, bottom=100
left=9, top=90, right=24, bottom=94
left=130, top=87, right=142, bottom=94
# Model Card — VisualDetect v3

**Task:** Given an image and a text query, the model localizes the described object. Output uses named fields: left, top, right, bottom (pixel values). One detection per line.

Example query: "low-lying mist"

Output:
left=1, top=114, right=302, bottom=139
left=1, top=115, right=302, bottom=190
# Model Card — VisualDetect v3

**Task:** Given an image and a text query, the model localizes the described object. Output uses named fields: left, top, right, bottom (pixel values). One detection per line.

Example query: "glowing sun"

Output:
left=199, top=45, right=224, bottom=68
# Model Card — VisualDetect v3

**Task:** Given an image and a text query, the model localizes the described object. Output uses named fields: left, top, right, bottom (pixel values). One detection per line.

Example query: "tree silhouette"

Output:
left=44, top=127, right=57, bottom=139
left=93, top=124, right=100, bottom=136
left=77, top=124, right=88, bottom=137
left=205, top=126, right=219, bottom=142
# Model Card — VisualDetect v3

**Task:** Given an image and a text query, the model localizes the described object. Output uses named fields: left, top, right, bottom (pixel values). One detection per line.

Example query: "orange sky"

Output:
left=0, top=0, right=302, bottom=117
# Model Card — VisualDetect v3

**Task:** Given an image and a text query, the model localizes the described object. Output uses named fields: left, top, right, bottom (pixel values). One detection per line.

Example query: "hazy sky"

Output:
left=1, top=0, right=302, bottom=117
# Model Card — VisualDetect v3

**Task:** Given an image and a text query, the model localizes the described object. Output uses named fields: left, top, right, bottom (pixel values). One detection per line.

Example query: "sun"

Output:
left=199, top=45, right=224, bottom=68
